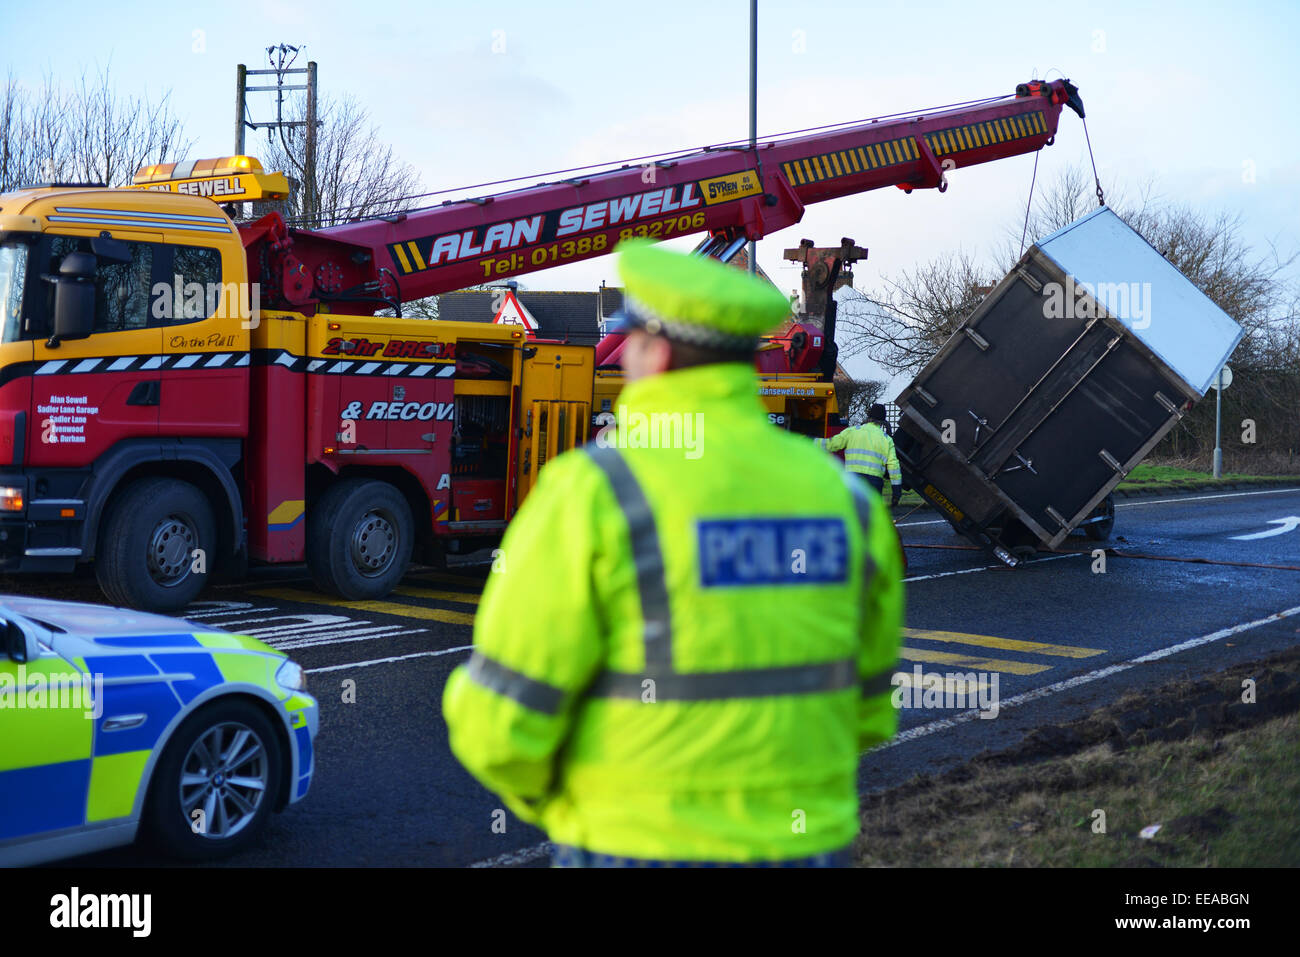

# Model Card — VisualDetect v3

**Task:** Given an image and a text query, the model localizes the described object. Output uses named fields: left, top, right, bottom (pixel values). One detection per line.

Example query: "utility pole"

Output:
left=234, top=45, right=318, bottom=222
left=234, top=64, right=246, bottom=154
left=304, top=60, right=318, bottom=221
left=747, top=0, right=757, bottom=275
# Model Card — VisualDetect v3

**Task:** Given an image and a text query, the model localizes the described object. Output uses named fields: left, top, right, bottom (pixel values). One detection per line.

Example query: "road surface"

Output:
left=15, top=485, right=1297, bottom=867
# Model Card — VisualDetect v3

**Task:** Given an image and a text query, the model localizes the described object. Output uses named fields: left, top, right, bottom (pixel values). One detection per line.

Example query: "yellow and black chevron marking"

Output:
left=781, top=135, right=918, bottom=187
left=390, top=241, right=428, bottom=274
left=923, top=110, right=1047, bottom=158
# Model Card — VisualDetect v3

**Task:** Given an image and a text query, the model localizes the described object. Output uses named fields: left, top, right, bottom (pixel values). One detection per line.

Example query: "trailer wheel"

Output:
left=307, top=479, right=413, bottom=599
left=95, top=477, right=215, bottom=612
left=1084, top=494, right=1116, bottom=542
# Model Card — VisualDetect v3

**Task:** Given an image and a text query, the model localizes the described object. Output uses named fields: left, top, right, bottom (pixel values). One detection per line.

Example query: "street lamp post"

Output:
left=1211, top=364, right=1232, bottom=478
left=748, top=0, right=757, bottom=275
left=1213, top=367, right=1223, bottom=479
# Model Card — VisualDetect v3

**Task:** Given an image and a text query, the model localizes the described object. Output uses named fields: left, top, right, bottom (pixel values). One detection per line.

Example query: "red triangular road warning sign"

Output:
left=492, top=290, right=538, bottom=331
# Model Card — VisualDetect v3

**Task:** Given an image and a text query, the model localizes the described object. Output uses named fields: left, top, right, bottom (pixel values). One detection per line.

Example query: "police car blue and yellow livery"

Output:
left=0, top=596, right=318, bottom=866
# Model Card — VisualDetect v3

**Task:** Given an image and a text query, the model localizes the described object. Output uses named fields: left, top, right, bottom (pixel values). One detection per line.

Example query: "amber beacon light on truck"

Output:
left=126, top=155, right=290, bottom=202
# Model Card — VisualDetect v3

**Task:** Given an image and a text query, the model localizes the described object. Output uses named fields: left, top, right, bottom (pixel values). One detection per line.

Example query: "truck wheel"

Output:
left=1084, top=494, right=1116, bottom=541
left=95, top=477, right=216, bottom=612
left=307, top=479, right=414, bottom=599
left=143, top=698, right=283, bottom=860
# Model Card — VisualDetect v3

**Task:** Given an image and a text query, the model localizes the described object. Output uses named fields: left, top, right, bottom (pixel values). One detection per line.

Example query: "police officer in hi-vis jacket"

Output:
left=443, top=239, right=903, bottom=867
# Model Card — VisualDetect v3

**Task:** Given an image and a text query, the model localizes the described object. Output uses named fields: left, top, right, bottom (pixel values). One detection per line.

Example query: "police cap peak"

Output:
left=608, top=239, right=792, bottom=350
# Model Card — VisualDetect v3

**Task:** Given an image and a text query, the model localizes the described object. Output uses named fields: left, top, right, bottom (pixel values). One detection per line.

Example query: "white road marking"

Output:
left=878, top=602, right=1300, bottom=749
left=1117, top=487, right=1300, bottom=509
left=903, top=552, right=1081, bottom=583
left=904, top=563, right=1001, bottom=581
left=184, top=601, right=278, bottom=618
left=185, top=602, right=433, bottom=650
left=186, top=607, right=282, bottom=620
left=274, top=628, right=429, bottom=651
left=896, top=486, right=1300, bottom=528
left=304, top=646, right=474, bottom=674
left=271, top=627, right=422, bottom=645
left=470, top=843, right=553, bottom=869
left=1231, top=516, right=1300, bottom=541
left=234, top=613, right=355, bottom=634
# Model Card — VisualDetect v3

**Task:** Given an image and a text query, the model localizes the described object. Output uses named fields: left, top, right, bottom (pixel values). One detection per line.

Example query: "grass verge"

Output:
left=855, top=647, right=1300, bottom=867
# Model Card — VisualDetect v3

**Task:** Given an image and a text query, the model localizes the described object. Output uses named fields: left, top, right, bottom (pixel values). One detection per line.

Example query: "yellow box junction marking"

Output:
left=410, top=570, right=484, bottom=585
left=903, top=629, right=1103, bottom=659
left=252, top=588, right=475, bottom=625
left=392, top=585, right=481, bottom=605
left=899, top=646, right=1051, bottom=676
left=891, top=669, right=991, bottom=695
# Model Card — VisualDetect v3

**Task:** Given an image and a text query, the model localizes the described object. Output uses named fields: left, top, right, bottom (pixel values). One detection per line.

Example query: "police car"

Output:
left=0, top=596, right=317, bottom=865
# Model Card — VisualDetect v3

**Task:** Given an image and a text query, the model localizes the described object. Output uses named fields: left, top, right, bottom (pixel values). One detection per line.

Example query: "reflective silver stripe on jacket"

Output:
left=581, top=442, right=885, bottom=703
left=582, top=443, right=674, bottom=669
left=466, top=650, right=566, bottom=715
left=587, top=659, right=859, bottom=701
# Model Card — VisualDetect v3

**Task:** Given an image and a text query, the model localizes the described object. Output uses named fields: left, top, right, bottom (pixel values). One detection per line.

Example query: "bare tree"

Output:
left=1, top=67, right=190, bottom=191
left=836, top=249, right=998, bottom=377
left=393, top=296, right=439, bottom=320
left=258, top=93, right=421, bottom=229
left=834, top=377, right=886, bottom=426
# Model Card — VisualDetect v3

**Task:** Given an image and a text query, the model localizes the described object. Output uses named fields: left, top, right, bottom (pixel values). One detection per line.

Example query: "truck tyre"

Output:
left=307, top=479, right=414, bottom=599
left=1084, top=494, right=1116, bottom=541
left=143, top=698, right=283, bottom=860
left=95, top=477, right=216, bottom=612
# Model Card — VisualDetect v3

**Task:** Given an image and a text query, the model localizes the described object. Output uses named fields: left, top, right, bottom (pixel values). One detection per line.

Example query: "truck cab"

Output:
left=0, top=180, right=252, bottom=607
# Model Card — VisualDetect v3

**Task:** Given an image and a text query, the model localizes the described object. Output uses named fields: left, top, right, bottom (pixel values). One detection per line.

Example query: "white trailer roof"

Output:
left=1035, top=207, right=1243, bottom=396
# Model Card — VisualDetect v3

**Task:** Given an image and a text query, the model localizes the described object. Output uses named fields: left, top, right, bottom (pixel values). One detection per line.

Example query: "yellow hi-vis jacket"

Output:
left=819, top=422, right=901, bottom=486
left=442, top=362, right=904, bottom=862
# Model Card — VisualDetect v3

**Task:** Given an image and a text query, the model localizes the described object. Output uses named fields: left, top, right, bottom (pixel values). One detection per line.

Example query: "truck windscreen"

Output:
left=0, top=242, right=27, bottom=343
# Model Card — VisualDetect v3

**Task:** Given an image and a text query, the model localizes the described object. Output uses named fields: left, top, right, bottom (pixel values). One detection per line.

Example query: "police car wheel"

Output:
left=307, top=479, right=414, bottom=600
left=144, top=699, right=284, bottom=860
left=95, top=478, right=216, bottom=613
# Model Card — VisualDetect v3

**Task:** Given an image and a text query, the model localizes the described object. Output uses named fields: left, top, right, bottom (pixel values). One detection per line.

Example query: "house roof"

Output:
left=437, top=290, right=602, bottom=343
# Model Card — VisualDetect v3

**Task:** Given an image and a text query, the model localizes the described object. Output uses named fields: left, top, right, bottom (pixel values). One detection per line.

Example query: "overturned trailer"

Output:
left=894, top=207, right=1243, bottom=564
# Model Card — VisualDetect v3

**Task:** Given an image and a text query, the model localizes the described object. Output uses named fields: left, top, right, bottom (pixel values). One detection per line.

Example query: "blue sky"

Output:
left=4, top=0, right=1297, bottom=385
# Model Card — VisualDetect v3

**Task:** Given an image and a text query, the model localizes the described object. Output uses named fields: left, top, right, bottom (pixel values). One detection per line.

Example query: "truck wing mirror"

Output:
left=90, top=236, right=132, bottom=264
left=51, top=251, right=96, bottom=345
left=3, top=617, right=31, bottom=663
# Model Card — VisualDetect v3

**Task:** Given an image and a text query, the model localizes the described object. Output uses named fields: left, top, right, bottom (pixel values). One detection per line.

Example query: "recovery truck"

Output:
left=0, top=78, right=1084, bottom=611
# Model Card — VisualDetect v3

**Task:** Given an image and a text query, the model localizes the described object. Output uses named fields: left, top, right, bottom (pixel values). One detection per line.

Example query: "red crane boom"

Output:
left=244, top=79, right=1084, bottom=315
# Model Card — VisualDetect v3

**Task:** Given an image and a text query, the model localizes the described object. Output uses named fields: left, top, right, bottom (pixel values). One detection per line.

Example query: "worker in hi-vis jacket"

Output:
left=818, top=403, right=902, bottom=506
